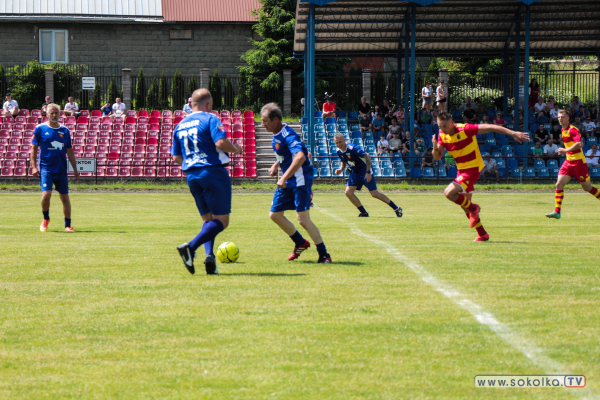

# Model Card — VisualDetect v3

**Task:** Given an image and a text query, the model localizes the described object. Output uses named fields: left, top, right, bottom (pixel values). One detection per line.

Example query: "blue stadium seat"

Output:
left=523, top=167, right=535, bottom=177
left=371, top=159, right=380, bottom=169
left=393, top=159, right=404, bottom=169
left=510, top=168, right=522, bottom=177
left=314, top=123, right=325, bottom=132
left=479, top=145, right=487, bottom=154
left=363, top=131, right=374, bottom=139
left=395, top=167, right=407, bottom=177
left=314, top=111, right=322, bottom=118
left=410, top=168, right=422, bottom=178
left=537, top=167, right=549, bottom=177
left=537, top=115, right=549, bottom=124
left=347, top=110, right=358, bottom=120
left=590, top=167, right=600, bottom=178
left=437, top=167, right=447, bottom=177
left=349, top=124, right=359, bottom=131
left=331, top=160, right=341, bottom=169
left=379, top=152, right=390, bottom=158
left=338, top=124, right=348, bottom=133
left=336, top=110, right=346, bottom=118
left=422, top=124, right=432, bottom=133
left=326, top=131, right=335, bottom=140
left=448, top=167, right=457, bottom=178
left=302, top=124, right=308, bottom=132
left=587, top=136, right=598, bottom=145
left=365, top=145, right=376, bottom=154
left=507, top=159, right=518, bottom=169
left=503, top=116, right=512, bottom=124
left=543, top=123, right=552, bottom=130
left=486, top=138, right=496, bottom=149
left=319, top=167, right=331, bottom=177
left=329, top=147, right=338, bottom=156
left=318, top=159, right=331, bottom=168
left=364, top=138, right=375, bottom=146
left=325, top=117, right=336, bottom=125
left=501, top=145, right=512, bottom=154
left=506, top=123, right=514, bottom=130
left=328, top=139, right=336, bottom=147
left=497, top=136, right=509, bottom=146
left=546, top=159, right=559, bottom=169
left=315, top=131, right=326, bottom=139
left=422, top=167, right=435, bottom=177
left=496, top=159, right=506, bottom=170
left=372, top=167, right=382, bottom=177
left=529, top=123, right=540, bottom=133
left=533, top=159, right=545, bottom=170
left=315, top=138, right=327, bottom=146
left=326, top=124, right=336, bottom=133
left=485, top=131, right=495, bottom=139
left=316, top=146, right=328, bottom=155
left=492, top=152, right=503, bottom=159
left=302, top=132, right=308, bottom=141
left=549, top=167, right=559, bottom=177
left=301, top=117, right=308, bottom=125
left=382, top=167, right=394, bottom=177
left=353, top=138, right=364, bottom=147
left=451, top=110, right=462, bottom=121
left=381, top=160, right=392, bottom=168
left=342, top=132, right=350, bottom=140
left=351, top=131, right=362, bottom=139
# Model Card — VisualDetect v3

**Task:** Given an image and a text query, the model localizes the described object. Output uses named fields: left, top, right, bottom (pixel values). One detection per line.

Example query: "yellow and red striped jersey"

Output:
left=438, top=123, right=484, bottom=171
left=562, top=125, right=585, bottom=163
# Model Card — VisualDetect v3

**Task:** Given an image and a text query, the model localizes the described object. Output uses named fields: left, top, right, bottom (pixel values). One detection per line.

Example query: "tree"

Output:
left=0, top=64, right=5, bottom=96
left=158, top=70, right=168, bottom=109
left=106, top=77, right=118, bottom=104
left=147, top=77, right=158, bottom=108
left=223, top=75, right=234, bottom=109
left=235, top=70, right=250, bottom=110
left=187, top=77, right=197, bottom=98
left=91, top=81, right=102, bottom=108
left=209, top=70, right=222, bottom=109
left=425, top=58, right=439, bottom=82
left=171, top=70, right=185, bottom=109
left=135, top=68, right=147, bottom=109
left=7, top=62, right=45, bottom=110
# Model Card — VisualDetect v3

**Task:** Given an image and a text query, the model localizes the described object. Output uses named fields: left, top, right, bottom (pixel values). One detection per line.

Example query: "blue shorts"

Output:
left=40, top=173, right=69, bottom=194
left=270, top=182, right=313, bottom=213
left=186, top=166, right=232, bottom=216
left=347, top=171, right=377, bottom=191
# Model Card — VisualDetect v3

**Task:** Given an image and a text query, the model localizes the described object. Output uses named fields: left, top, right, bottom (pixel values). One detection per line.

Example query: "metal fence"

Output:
left=292, top=74, right=363, bottom=116
left=0, top=63, right=46, bottom=111
left=131, top=74, right=197, bottom=111
left=210, top=75, right=282, bottom=113
left=54, top=65, right=122, bottom=111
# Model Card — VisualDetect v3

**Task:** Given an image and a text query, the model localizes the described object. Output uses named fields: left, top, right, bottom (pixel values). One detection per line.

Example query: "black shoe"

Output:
left=358, top=212, right=369, bottom=217
left=317, top=254, right=332, bottom=264
left=395, top=206, right=403, bottom=218
left=204, top=254, right=218, bottom=275
left=177, top=243, right=195, bottom=275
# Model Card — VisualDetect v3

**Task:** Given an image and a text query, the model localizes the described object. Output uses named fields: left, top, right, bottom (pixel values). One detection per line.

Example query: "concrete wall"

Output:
left=0, top=22, right=254, bottom=76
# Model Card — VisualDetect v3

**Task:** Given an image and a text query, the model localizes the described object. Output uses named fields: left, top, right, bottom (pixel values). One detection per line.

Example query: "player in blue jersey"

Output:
left=262, top=103, right=331, bottom=263
left=172, top=89, right=243, bottom=275
left=333, top=134, right=402, bottom=217
left=30, top=104, right=80, bottom=232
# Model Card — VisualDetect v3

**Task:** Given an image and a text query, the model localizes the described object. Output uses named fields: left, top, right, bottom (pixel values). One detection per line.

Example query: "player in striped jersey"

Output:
left=432, top=112, right=529, bottom=241
left=546, top=109, right=600, bottom=219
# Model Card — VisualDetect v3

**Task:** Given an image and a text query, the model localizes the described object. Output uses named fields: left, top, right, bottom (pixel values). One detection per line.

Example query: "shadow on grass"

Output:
left=223, top=272, right=307, bottom=277
left=50, top=231, right=128, bottom=234
left=296, top=261, right=365, bottom=266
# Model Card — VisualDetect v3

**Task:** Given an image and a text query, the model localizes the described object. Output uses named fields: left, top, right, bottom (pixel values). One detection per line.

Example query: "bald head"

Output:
left=192, top=88, right=213, bottom=111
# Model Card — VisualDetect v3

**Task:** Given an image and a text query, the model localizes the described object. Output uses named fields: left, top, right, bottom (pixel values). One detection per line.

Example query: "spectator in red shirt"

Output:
left=322, top=96, right=336, bottom=119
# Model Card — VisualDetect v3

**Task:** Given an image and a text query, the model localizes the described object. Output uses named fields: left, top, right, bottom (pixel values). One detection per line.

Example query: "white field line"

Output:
left=317, top=206, right=598, bottom=399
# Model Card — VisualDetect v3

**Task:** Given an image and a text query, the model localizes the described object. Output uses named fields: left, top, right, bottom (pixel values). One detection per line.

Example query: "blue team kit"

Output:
left=270, top=124, right=314, bottom=213
left=32, top=123, right=73, bottom=194
left=337, top=143, right=377, bottom=192
left=171, top=111, right=232, bottom=216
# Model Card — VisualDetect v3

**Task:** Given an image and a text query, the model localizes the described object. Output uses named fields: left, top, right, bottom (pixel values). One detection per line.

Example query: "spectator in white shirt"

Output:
left=585, top=144, right=600, bottom=166
left=112, top=98, right=126, bottom=117
left=64, top=96, right=79, bottom=117
left=549, top=104, right=560, bottom=123
left=377, top=133, right=389, bottom=154
left=543, top=138, right=559, bottom=160
left=436, top=81, right=448, bottom=113
left=459, top=97, right=475, bottom=111
left=421, top=81, right=433, bottom=108
left=534, top=97, right=546, bottom=114
left=582, top=117, right=596, bottom=137
left=183, top=97, right=193, bottom=115
left=2, top=94, right=19, bottom=117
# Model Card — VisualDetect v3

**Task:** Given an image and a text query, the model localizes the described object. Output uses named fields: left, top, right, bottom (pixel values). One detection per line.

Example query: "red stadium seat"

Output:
left=146, top=145, right=157, bottom=154
left=79, top=110, right=90, bottom=117
left=169, top=166, right=181, bottom=177
left=111, top=131, right=122, bottom=138
left=149, top=124, right=160, bottom=132
left=73, top=137, right=85, bottom=145
left=232, top=138, right=243, bottom=147
left=137, top=116, right=148, bottom=124
left=134, top=138, right=146, bottom=145
left=126, top=110, right=137, bottom=118
left=243, top=110, right=254, bottom=119
left=110, top=138, right=121, bottom=145
left=83, top=152, right=95, bottom=158
left=243, top=123, right=255, bottom=132
left=232, top=123, right=243, bottom=132
left=66, top=116, right=76, bottom=124
left=233, top=168, right=244, bottom=177
left=77, top=116, right=88, bottom=124
left=244, top=145, right=256, bottom=154
left=125, top=123, right=136, bottom=131
left=113, top=116, right=124, bottom=125
left=22, top=137, right=33, bottom=145
left=118, top=166, right=131, bottom=177
left=131, top=167, right=143, bottom=177
left=143, top=167, right=156, bottom=177
left=149, top=110, right=160, bottom=119
left=101, top=116, right=112, bottom=124
left=162, top=117, right=173, bottom=126
left=173, top=116, right=184, bottom=125
left=147, top=131, right=159, bottom=140
left=221, top=117, right=231, bottom=125
left=147, top=138, right=158, bottom=145
left=88, top=124, right=99, bottom=132
left=232, top=110, right=242, bottom=118
left=0, top=130, right=9, bottom=139
left=121, top=145, right=133, bottom=154
left=122, top=137, right=134, bottom=146
left=91, top=110, right=102, bottom=117
left=105, top=167, right=118, bottom=177
left=138, top=110, right=149, bottom=118
left=244, top=131, right=256, bottom=140
left=173, top=110, right=185, bottom=118
left=99, top=131, right=110, bottom=139
left=159, top=145, right=170, bottom=153
left=112, top=125, right=124, bottom=133
left=244, top=138, right=255, bottom=147
left=15, top=116, right=26, bottom=124
left=101, top=124, right=112, bottom=131
left=13, top=167, right=26, bottom=176
left=161, top=125, right=172, bottom=133
left=244, top=167, right=257, bottom=177
left=210, top=110, right=219, bottom=117
left=148, top=117, right=160, bottom=125
left=31, top=109, right=42, bottom=118
left=95, top=166, right=105, bottom=176
left=1, top=167, right=13, bottom=176
left=23, top=130, right=34, bottom=138
left=19, top=109, right=30, bottom=117
left=122, top=131, right=134, bottom=139
left=232, top=131, right=243, bottom=139
left=84, top=145, right=95, bottom=153
left=76, top=124, right=88, bottom=131
left=157, top=167, right=167, bottom=177
left=220, top=110, right=230, bottom=119
left=137, top=124, right=148, bottom=132
left=158, top=152, right=170, bottom=159
left=84, top=137, right=96, bottom=145
left=2, top=159, right=15, bottom=168
left=134, top=145, right=145, bottom=153
left=13, top=123, right=24, bottom=131
left=89, top=116, right=101, bottom=124
left=109, top=145, right=120, bottom=153
left=232, top=117, right=243, bottom=125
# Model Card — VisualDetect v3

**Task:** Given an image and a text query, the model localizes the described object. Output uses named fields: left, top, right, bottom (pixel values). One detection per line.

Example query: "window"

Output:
left=39, top=30, right=68, bottom=63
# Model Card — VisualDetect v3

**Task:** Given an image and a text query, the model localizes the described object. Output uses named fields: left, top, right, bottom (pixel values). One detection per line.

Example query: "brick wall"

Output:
left=0, top=22, right=254, bottom=76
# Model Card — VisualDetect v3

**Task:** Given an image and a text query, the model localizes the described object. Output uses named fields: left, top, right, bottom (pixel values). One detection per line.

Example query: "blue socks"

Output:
left=189, top=219, right=224, bottom=253
left=290, top=230, right=305, bottom=247
left=358, top=206, right=367, bottom=214
left=316, top=242, right=328, bottom=257
left=43, top=210, right=49, bottom=220
left=64, top=218, right=71, bottom=228
left=388, top=200, right=398, bottom=210
left=204, top=238, right=214, bottom=257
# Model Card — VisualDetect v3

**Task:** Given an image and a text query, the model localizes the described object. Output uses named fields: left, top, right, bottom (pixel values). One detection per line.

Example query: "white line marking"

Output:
left=318, top=207, right=598, bottom=399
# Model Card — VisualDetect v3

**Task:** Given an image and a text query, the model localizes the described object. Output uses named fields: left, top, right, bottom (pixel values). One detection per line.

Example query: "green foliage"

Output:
left=186, top=77, right=197, bottom=99
left=91, top=81, right=102, bottom=109
left=0, top=65, right=7, bottom=98
left=147, top=77, right=158, bottom=108
left=209, top=70, right=222, bottom=109
left=425, top=58, right=439, bottom=82
left=135, top=68, right=146, bottom=109
left=106, top=77, right=118, bottom=104
left=157, top=70, right=168, bottom=109
left=235, top=70, right=250, bottom=110
left=171, top=70, right=185, bottom=109
left=5, top=61, right=45, bottom=110
left=386, top=73, right=398, bottom=104
left=80, top=86, right=90, bottom=109
left=223, top=75, right=234, bottom=109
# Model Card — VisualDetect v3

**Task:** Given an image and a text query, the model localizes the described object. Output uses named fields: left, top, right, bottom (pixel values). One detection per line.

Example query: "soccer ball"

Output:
left=216, top=242, right=239, bottom=263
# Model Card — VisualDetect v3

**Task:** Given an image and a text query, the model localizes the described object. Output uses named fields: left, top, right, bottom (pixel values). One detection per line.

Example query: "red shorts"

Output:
left=559, top=160, right=590, bottom=183
left=453, top=167, right=480, bottom=194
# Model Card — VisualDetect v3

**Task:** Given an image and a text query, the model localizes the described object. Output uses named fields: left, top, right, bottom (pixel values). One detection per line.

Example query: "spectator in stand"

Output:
left=64, top=97, right=79, bottom=117
left=536, top=111, right=549, bottom=124
left=534, top=124, right=549, bottom=144
left=578, top=105, right=589, bottom=120
left=41, top=96, right=51, bottom=117
left=528, top=78, right=540, bottom=109
left=388, top=132, right=402, bottom=154
left=401, top=131, right=412, bottom=158
left=421, top=147, right=436, bottom=173
left=482, top=153, right=500, bottom=184
left=476, top=104, right=487, bottom=122
left=420, top=106, right=432, bottom=125
left=534, top=97, right=546, bottom=114
left=322, top=95, right=336, bottom=119
left=414, top=138, right=425, bottom=157
left=358, top=96, right=371, bottom=120
left=585, top=144, right=600, bottom=166
left=436, top=81, right=448, bottom=113
left=549, top=123, right=562, bottom=143
left=183, top=97, right=193, bottom=115
left=101, top=101, right=113, bottom=117
left=532, top=141, right=544, bottom=159
left=582, top=117, right=596, bottom=137
left=594, top=121, right=600, bottom=138
left=570, top=96, right=584, bottom=110
left=493, top=112, right=506, bottom=127
left=431, top=110, right=439, bottom=130
left=481, top=115, right=490, bottom=125
left=421, top=81, right=433, bottom=108
left=545, top=95, right=555, bottom=111
left=388, top=118, right=402, bottom=139
left=573, top=117, right=584, bottom=133
left=393, top=107, right=404, bottom=125
left=377, top=132, right=389, bottom=154
left=549, top=103, right=560, bottom=123
left=543, top=137, right=559, bottom=160
left=459, top=96, right=475, bottom=111
left=112, top=98, right=126, bottom=118
left=3, top=94, right=19, bottom=117
left=359, top=113, right=371, bottom=134
left=380, top=99, right=391, bottom=124
left=371, top=105, right=380, bottom=120
left=372, top=113, right=387, bottom=132
left=517, top=110, right=525, bottom=131
left=462, top=103, right=477, bottom=124
left=588, top=104, right=597, bottom=122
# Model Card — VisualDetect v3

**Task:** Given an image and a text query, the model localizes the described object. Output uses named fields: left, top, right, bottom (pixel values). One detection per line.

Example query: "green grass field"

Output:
left=1, top=190, right=599, bottom=399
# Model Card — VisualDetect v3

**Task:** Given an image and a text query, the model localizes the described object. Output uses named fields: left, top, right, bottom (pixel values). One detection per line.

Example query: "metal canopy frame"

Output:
left=298, top=0, right=600, bottom=156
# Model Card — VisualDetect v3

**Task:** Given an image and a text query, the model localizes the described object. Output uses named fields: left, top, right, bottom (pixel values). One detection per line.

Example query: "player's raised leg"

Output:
left=547, top=174, right=569, bottom=219
left=443, top=180, right=488, bottom=241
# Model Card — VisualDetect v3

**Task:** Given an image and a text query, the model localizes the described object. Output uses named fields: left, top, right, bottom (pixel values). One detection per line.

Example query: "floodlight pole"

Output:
left=409, top=3, right=416, bottom=169
left=503, top=47, right=509, bottom=114
left=404, top=17, right=410, bottom=138
left=305, top=3, right=316, bottom=156
left=524, top=5, right=531, bottom=140
left=514, top=19, right=520, bottom=128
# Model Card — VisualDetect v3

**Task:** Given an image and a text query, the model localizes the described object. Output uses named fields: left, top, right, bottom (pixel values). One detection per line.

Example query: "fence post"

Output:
left=438, top=67, right=448, bottom=88
left=45, top=68, right=54, bottom=101
left=200, top=68, right=210, bottom=90
left=597, top=55, right=600, bottom=111
left=122, top=68, right=132, bottom=111
left=362, top=69, right=371, bottom=103
left=283, top=69, right=292, bottom=117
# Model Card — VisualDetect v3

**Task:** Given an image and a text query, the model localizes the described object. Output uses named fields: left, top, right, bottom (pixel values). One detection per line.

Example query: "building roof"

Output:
left=0, top=0, right=163, bottom=21
left=161, top=0, right=259, bottom=22
left=293, top=0, right=600, bottom=58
